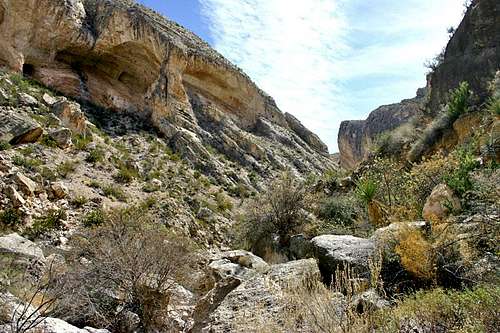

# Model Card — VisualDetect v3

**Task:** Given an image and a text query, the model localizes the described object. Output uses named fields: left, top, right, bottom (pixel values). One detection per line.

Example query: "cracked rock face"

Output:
left=0, top=0, right=335, bottom=179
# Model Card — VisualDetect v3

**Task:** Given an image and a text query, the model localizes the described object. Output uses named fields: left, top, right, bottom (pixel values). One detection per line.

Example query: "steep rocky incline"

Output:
left=0, top=0, right=334, bottom=182
left=338, top=0, right=499, bottom=169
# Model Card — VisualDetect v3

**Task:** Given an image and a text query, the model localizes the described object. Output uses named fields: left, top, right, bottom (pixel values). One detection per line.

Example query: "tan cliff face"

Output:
left=0, top=0, right=333, bottom=179
left=338, top=0, right=500, bottom=170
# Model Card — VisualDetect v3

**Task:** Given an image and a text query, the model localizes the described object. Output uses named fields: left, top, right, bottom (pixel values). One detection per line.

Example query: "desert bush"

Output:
left=486, top=97, right=500, bottom=116
left=215, top=191, right=233, bottom=212
left=12, top=155, right=42, bottom=172
left=408, top=112, right=453, bottom=162
left=447, top=81, right=472, bottom=120
left=52, top=206, right=193, bottom=330
left=102, top=184, right=127, bottom=202
left=395, top=229, right=435, bottom=281
left=318, top=195, right=358, bottom=228
left=70, top=195, right=88, bottom=208
left=85, top=147, right=105, bottom=164
left=25, top=209, right=66, bottom=239
left=444, top=148, right=479, bottom=195
left=82, top=208, right=105, bottom=228
left=0, top=140, right=11, bottom=150
left=379, top=284, right=500, bottom=332
left=235, top=171, right=310, bottom=254
left=72, top=134, right=93, bottom=150
left=56, top=160, right=77, bottom=178
left=0, top=208, right=22, bottom=226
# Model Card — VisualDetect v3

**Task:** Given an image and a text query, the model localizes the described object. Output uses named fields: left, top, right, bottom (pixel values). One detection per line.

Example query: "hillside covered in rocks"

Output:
left=1, top=0, right=499, bottom=332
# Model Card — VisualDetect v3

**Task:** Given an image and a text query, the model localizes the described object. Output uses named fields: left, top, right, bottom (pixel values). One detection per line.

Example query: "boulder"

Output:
left=311, top=235, right=375, bottom=281
left=13, top=172, right=37, bottom=196
left=18, top=93, right=38, bottom=106
left=267, top=258, right=320, bottom=287
left=197, top=259, right=321, bottom=333
left=351, top=289, right=390, bottom=314
left=48, top=128, right=72, bottom=148
left=422, top=184, right=461, bottom=222
left=211, top=250, right=270, bottom=274
left=42, top=93, right=58, bottom=106
left=50, top=182, right=69, bottom=199
left=51, top=100, right=87, bottom=135
left=0, top=107, right=42, bottom=144
left=0, top=233, right=45, bottom=261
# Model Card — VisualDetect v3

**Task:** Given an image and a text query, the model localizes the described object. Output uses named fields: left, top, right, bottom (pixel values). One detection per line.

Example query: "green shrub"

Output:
left=12, top=155, right=42, bottom=171
left=380, top=285, right=500, bottom=332
left=25, top=209, right=66, bottom=239
left=40, top=135, right=58, bottom=148
left=0, top=208, right=22, bottom=226
left=113, top=165, right=138, bottom=183
left=82, top=209, right=105, bottom=228
left=102, top=184, right=127, bottom=202
left=447, top=81, right=471, bottom=120
left=215, top=192, right=233, bottom=212
left=355, top=178, right=378, bottom=204
left=486, top=97, right=500, bottom=116
left=445, top=148, right=479, bottom=195
left=85, top=147, right=105, bottom=164
left=72, top=134, right=93, bottom=150
left=71, top=195, right=89, bottom=208
left=57, top=160, right=77, bottom=178
left=318, top=195, right=358, bottom=227
left=40, top=166, right=58, bottom=181
left=0, top=141, right=11, bottom=151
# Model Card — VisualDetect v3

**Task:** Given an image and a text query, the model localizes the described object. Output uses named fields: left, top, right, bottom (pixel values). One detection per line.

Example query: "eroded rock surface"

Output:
left=0, top=0, right=334, bottom=180
left=338, top=93, right=425, bottom=169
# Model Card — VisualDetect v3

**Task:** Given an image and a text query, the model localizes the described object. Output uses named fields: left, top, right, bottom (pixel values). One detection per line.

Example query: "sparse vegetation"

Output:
left=25, top=209, right=67, bottom=239
left=102, top=183, right=127, bottom=202
left=444, top=148, right=479, bottom=195
left=236, top=171, right=310, bottom=255
left=0, top=208, right=22, bottom=226
left=447, top=81, right=472, bottom=120
left=0, top=140, right=11, bottom=150
left=56, top=160, right=77, bottom=178
left=52, top=206, right=193, bottom=330
left=85, top=147, right=105, bottom=164
left=486, top=97, right=500, bottom=116
left=12, top=155, right=42, bottom=172
left=82, top=208, right=105, bottom=227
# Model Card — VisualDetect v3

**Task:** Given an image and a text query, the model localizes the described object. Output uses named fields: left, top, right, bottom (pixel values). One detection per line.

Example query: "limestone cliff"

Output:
left=338, top=90, right=426, bottom=169
left=0, top=0, right=334, bottom=181
left=338, top=0, right=499, bottom=169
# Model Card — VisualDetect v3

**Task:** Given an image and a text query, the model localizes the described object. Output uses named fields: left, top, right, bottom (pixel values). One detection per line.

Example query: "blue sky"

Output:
left=137, top=0, right=465, bottom=152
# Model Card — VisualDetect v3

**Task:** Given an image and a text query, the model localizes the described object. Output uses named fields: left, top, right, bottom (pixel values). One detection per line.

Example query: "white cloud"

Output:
left=199, top=0, right=465, bottom=152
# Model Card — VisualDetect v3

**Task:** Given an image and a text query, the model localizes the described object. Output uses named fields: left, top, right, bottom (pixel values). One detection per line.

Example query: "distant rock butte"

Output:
left=0, top=0, right=334, bottom=177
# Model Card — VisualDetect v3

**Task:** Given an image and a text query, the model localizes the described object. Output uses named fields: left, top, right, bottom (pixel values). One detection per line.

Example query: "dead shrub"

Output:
left=235, top=171, right=311, bottom=256
left=395, top=229, right=436, bottom=281
left=51, top=206, right=193, bottom=330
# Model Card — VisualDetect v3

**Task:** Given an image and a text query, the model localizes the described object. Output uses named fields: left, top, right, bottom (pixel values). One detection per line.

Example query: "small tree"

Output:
left=237, top=171, right=310, bottom=256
